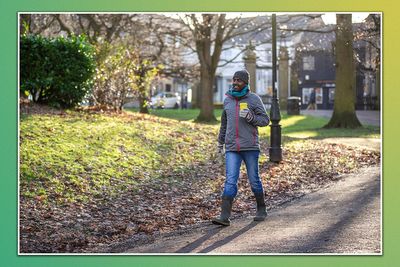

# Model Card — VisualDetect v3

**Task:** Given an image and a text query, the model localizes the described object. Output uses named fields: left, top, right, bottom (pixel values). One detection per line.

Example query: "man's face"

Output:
left=232, top=78, right=246, bottom=91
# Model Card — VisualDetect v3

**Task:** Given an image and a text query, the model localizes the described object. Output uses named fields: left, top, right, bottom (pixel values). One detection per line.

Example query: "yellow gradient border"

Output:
left=1, top=1, right=396, bottom=266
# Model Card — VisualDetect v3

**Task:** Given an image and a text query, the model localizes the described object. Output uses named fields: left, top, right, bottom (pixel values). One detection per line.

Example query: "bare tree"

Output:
left=284, top=14, right=379, bottom=122
left=174, top=14, right=273, bottom=122
left=354, top=14, right=381, bottom=109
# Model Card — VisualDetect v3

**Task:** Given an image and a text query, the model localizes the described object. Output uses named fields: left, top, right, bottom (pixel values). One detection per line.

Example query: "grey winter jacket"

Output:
left=218, top=92, right=270, bottom=151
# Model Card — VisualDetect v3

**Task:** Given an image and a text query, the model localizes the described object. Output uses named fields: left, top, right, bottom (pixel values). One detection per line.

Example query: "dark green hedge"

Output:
left=20, top=34, right=96, bottom=108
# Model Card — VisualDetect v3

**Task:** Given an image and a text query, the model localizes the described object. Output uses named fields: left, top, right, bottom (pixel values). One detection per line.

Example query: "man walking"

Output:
left=307, top=89, right=317, bottom=110
left=212, top=70, right=270, bottom=226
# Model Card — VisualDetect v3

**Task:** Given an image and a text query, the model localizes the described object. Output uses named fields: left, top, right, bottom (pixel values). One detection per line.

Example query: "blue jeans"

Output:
left=222, top=150, right=264, bottom=198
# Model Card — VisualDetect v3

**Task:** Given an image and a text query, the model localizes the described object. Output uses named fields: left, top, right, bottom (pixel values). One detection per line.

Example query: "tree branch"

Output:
left=279, top=27, right=335, bottom=34
left=53, top=14, right=73, bottom=35
left=217, top=46, right=248, bottom=67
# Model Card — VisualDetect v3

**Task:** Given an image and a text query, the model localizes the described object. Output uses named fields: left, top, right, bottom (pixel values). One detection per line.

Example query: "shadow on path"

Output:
left=287, top=173, right=380, bottom=253
left=175, top=226, right=223, bottom=253
left=122, top=168, right=380, bottom=254
left=197, top=221, right=260, bottom=253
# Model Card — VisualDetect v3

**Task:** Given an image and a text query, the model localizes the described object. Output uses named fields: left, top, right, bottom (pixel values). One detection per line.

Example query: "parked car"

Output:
left=150, top=92, right=181, bottom=109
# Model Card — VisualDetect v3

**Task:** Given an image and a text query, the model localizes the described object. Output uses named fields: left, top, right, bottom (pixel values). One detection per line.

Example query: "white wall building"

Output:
left=213, top=42, right=295, bottom=104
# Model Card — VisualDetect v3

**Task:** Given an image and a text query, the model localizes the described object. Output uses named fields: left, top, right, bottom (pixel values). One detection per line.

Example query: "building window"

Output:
left=303, top=56, right=315, bottom=71
left=329, top=88, right=335, bottom=103
left=315, top=88, right=323, bottom=104
left=165, top=84, right=171, bottom=92
left=266, top=49, right=272, bottom=62
left=302, top=88, right=312, bottom=104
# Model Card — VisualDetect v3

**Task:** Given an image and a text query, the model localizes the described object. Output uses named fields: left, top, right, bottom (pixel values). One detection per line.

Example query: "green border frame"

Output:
left=2, top=0, right=397, bottom=266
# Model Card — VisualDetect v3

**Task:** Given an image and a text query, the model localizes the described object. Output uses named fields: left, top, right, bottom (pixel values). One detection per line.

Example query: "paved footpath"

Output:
left=124, top=166, right=381, bottom=254
left=121, top=131, right=381, bottom=254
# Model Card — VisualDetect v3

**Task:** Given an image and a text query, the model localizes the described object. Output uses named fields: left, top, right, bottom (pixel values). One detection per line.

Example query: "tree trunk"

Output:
left=324, top=14, right=362, bottom=128
left=193, top=14, right=224, bottom=123
left=138, top=88, right=149, bottom=114
left=137, top=67, right=150, bottom=114
left=137, top=76, right=149, bottom=114
left=375, top=60, right=380, bottom=110
left=196, top=67, right=217, bottom=122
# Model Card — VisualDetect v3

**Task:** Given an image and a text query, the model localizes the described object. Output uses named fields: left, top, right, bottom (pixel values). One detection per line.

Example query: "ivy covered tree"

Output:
left=324, top=14, right=362, bottom=128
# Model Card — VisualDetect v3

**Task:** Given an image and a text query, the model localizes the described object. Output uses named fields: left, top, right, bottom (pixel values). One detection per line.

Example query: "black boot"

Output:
left=254, top=192, right=267, bottom=221
left=212, top=196, right=234, bottom=226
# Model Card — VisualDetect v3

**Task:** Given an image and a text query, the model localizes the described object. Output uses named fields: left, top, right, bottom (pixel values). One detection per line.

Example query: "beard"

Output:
left=233, top=84, right=241, bottom=91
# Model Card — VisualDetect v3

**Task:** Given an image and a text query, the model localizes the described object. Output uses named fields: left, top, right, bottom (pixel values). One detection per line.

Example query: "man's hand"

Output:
left=239, top=109, right=254, bottom=122
left=217, top=143, right=225, bottom=157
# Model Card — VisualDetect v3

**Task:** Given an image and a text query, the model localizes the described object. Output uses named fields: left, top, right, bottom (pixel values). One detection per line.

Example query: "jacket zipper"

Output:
left=235, top=99, right=240, bottom=151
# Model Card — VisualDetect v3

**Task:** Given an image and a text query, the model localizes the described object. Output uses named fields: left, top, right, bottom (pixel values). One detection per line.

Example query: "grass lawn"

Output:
left=125, top=108, right=380, bottom=140
left=124, top=107, right=224, bottom=122
left=20, top=111, right=219, bottom=203
left=276, top=114, right=380, bottom=139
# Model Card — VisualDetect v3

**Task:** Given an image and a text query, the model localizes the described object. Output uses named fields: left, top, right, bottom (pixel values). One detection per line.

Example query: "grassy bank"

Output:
left=20, top=109, right=380, bottom=205
left=20, top=111, right=218, bottom=203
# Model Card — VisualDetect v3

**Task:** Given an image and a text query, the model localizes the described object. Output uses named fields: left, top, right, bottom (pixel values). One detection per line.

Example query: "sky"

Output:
left=169, top=12, right=372, bottom=24
left=321, top=13, right=371, bottom=24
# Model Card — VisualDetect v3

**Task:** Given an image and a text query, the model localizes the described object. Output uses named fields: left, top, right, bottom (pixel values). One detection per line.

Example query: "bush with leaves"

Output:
left=20, top=34, right=96, bottom=108
left=92, top=41, right=162, bottom=112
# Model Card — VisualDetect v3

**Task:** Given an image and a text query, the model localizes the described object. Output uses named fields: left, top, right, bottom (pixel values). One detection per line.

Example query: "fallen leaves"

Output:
left=19, top=111, right=380, bottom=253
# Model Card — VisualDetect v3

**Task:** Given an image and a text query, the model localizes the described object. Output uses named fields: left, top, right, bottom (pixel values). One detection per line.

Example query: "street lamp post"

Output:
left=269, top=14, right=283, bottom=163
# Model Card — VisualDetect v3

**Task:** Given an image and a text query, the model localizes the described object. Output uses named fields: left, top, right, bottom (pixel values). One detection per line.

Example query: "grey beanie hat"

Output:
left=233, top=70, right=249, bottom=84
